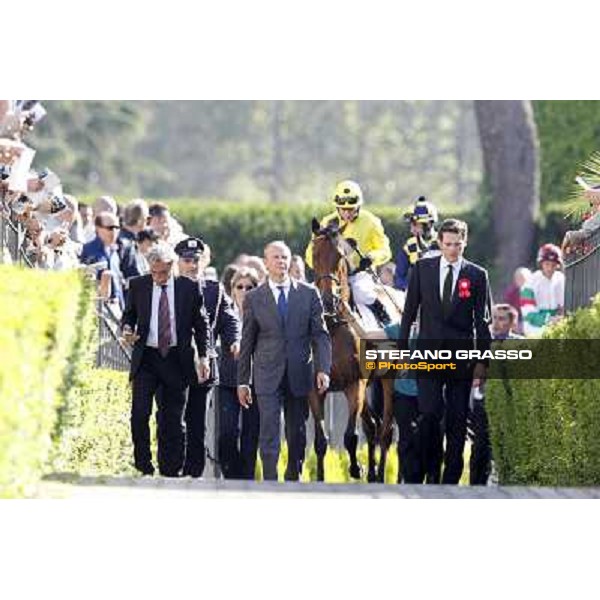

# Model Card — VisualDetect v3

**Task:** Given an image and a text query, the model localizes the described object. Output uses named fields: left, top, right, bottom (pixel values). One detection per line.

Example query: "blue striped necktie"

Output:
left=277, top=285, right=288, bottom=325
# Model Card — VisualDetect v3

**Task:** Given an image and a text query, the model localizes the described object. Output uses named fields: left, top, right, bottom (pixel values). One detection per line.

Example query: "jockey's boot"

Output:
left=368, top=298, right=392, bottom=326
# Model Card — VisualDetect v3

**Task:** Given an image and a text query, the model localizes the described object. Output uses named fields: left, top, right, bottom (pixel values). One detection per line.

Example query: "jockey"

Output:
left=520, top=243, right=565, bottom=337
left=305, top=179, right=393, bottom=325
left=394, top=196, right=440, bottom=290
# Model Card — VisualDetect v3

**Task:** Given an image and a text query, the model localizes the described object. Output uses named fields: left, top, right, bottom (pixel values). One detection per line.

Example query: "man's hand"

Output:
left=196, top=357, right=211, bottom=383
left=472, top=362, right=487, bottom=388
left=121, top=325, right=140, bottom=347
left=230, top=341, right=240, bottom=360
left=238, top=385, right=252, bottom=408
left=316, top=371, right=330, bottom=394
left=48, top=230, right=67, bottom=249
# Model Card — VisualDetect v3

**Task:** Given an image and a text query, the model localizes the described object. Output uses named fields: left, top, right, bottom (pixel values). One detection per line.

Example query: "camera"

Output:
left=49, top=193, right=67, bottom=214
left=16, top=100, right=47, bottom=129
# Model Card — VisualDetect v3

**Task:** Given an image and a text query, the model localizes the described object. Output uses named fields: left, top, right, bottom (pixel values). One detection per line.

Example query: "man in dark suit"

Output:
left=173, top=236, right=241, bottom=478
left=238, top=241, right=332, bottom=481
left=399, top=218, right=492, bottom=484
left=121, top=242, right=210, bottom=477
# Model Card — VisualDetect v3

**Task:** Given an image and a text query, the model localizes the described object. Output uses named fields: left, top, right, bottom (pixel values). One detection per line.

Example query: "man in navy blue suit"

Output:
left=398, top=218, right=492, bottom=485
left=80, top=211, right=125, bottom=310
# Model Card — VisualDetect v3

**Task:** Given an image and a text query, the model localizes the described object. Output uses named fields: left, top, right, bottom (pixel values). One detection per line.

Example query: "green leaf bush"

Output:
left=165, top=200, right=485, bottom=274
left=51, top=368, right=135, bottom=477
left=0, top=267, right=92, bottom=497
left=487, top=294, right=600, bottom=486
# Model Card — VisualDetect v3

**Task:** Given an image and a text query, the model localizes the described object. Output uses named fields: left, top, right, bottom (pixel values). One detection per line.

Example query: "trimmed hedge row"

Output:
left=0, top=267, right=93, bottom=497
left=165, top=200, right=487, bottom=273
left=165, top=199, right=570, bottom=284
left=51, top=369, right=135, bottom=477
left=487, top=295, right=600, bottom=486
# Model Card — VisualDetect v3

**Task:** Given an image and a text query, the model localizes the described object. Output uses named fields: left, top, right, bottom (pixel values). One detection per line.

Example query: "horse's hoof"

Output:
left=349, top=464, right=362, bottom=480
left=317, top=465, right=325, bottom=482
left=367, top=469, right=377, bottom=483
left=376, top=470, right=385, bottom=484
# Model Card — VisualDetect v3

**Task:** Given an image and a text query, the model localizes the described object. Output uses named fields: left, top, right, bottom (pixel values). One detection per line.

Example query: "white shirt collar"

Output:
left=268, top=276, right=296, bottom=292
left=440, top=255, right=463, bottom=273
left=154, top=274, right=175, bottom=290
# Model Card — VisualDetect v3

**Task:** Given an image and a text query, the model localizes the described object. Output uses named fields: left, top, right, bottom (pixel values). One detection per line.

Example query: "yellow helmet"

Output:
left=332, top=180, right=363, bottom=208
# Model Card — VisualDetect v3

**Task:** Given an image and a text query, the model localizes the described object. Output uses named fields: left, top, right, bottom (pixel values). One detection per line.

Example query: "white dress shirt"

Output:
left=439, top=256, right=464, bottom=301
left=267, top=276, right=297, bottom=303
left=146, top=275, right=178, bottom=347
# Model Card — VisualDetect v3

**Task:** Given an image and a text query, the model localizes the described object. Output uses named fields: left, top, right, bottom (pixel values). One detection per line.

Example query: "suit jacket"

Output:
left=197, top=279, right=240, bottom=388
left=398, top=256, right=492, bottom=355
left=238, top=279, right=332, bottom=397
left=121, top=274, right=210, bottom=384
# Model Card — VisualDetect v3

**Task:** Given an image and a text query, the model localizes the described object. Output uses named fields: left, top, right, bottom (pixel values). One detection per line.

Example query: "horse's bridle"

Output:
left=313, top=234, right=349, bottom=323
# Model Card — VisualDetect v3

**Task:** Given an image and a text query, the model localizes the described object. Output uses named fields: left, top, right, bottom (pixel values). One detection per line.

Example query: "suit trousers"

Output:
left=467, top=395, right=492, bottom=485
left=218, top=385, right=260, bottom=480
left=182, top=383, right=209, bottom=478
left=131, top=348, right=187, bottom=476
left=256, top=374, right=309, bottom=482
left=416, top=376, right=472, bottom=485
left=393, top=391, right=423, bottom=484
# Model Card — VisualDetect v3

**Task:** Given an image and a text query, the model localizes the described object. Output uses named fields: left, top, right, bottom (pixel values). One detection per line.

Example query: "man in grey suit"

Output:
left=238, top=241, right=332, bottom=481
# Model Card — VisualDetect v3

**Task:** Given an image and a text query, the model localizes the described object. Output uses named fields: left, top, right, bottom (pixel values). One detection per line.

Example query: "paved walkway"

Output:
left=40, top=475, right=600, bottom=499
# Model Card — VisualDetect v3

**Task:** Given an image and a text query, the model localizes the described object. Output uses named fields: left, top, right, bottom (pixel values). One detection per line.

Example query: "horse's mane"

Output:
left=336, top=253, right=351, bottom=303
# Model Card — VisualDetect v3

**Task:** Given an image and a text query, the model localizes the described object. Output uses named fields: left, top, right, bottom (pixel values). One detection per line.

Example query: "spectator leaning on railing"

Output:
left=80, top=212, right=126, bottom=312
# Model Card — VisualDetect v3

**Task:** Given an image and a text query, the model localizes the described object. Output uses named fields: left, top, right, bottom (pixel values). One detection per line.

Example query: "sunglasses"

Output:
left=101, top=225, right=120, bottom=231
left=335, top=196, right=359, bottom=206
left=235, top=284, right=255, bottom=291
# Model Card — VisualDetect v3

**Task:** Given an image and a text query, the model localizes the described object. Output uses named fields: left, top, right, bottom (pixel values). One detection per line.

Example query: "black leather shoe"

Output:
left=135, top=464, right=155, bottom=477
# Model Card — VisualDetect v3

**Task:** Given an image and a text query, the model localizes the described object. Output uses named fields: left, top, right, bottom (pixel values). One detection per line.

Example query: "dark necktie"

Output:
left=442, top=264, right=454, bottom=318
left=277, top=285, right=288, bottom=325
left=158, top=284, right=172, bottom=357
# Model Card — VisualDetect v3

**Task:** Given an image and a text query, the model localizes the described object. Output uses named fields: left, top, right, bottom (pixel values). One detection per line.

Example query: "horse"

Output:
left=308, top=217, right=403, bottom=483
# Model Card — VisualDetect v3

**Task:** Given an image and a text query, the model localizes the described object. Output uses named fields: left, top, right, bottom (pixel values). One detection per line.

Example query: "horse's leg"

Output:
left=344, top=380, right=365, bottom=480
left=309, top=389, right=327, bottom=482
left=376, top=378, right=395, bottom=483
left=361, top=399, right=379, bottom=483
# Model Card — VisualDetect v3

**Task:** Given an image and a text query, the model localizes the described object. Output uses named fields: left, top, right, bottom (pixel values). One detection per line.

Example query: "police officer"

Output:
left=174, top=237, right=241, bottom=478
left=394, top=196, right=440, bottom=291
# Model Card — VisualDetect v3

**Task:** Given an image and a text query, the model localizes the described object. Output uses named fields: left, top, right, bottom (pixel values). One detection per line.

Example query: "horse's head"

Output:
left=310, top=217, right=354, bottom=316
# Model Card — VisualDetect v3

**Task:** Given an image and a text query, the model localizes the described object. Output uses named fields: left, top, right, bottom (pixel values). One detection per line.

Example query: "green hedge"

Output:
left=51, top=369, right=135, bottom=477
left=166, top=200, right=491, bottom=273
left=0, top=267, right=93, bottom=497
left=487, top=295, right=600, bottom=486
left=165, top=199, right=571, bottom=284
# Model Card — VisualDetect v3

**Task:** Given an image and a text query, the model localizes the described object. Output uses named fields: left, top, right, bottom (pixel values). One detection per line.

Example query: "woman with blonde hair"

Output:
left=217, top=266, right=260, bottom=479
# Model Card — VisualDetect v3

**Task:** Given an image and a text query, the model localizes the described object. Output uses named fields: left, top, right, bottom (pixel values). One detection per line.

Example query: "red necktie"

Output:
left=158, top=285, right=172, bottom=357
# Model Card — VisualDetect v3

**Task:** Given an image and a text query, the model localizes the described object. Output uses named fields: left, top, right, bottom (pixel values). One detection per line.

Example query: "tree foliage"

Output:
left=27, top=101, right=483, bottom=206
left=533, top=100, right=600, bottom=206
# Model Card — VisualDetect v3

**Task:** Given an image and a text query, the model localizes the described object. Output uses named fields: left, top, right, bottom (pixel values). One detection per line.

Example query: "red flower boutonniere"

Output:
left=457, top=278, right=471, bottom=299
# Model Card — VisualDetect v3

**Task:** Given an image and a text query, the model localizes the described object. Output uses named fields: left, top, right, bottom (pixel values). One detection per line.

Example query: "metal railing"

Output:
left=96, top=299, right=132, bottom=371
left=564, top=227, right=600, bottom=312
left=0, top=210, right=33, bottom=267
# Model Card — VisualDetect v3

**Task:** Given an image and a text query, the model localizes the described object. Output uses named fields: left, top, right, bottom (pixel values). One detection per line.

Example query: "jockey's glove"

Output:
left=358, top=256, right=373, bottom=271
